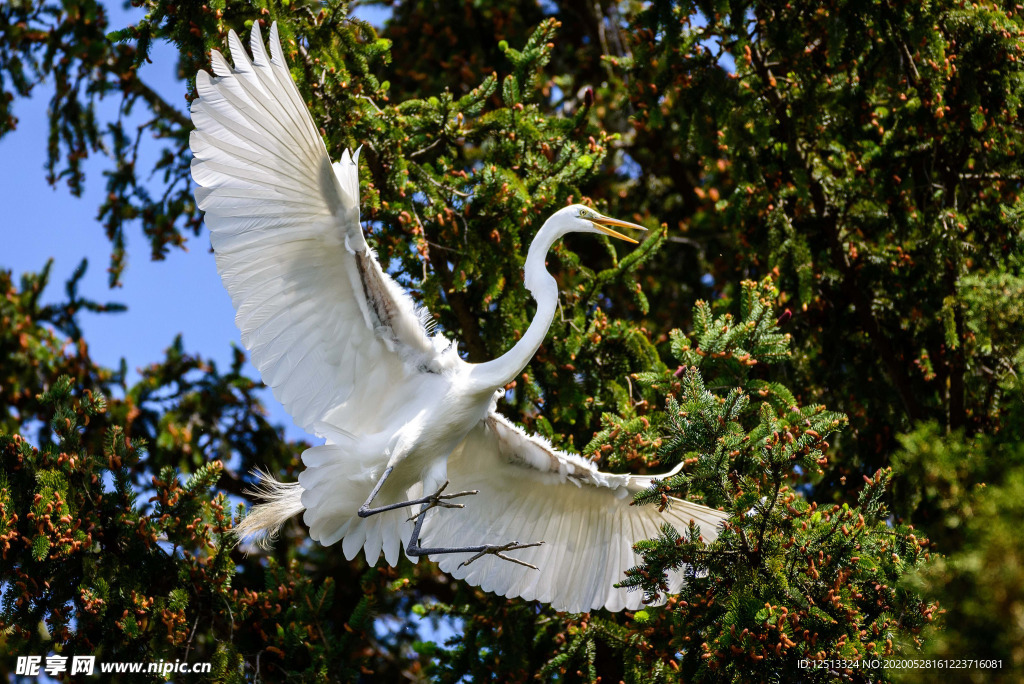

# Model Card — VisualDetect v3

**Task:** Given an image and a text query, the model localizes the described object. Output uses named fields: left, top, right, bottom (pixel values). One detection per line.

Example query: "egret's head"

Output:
left=524, top=204, right=649, bottom=292
left=554, top=204, right=648, bottom=244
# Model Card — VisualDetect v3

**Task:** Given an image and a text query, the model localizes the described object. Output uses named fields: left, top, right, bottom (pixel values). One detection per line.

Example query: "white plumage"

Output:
left=190, top=22, right=727, bottom=613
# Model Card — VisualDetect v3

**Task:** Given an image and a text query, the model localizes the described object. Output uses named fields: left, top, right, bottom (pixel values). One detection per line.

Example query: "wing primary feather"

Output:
left=192, top=101, right=313, bottom=183
left=265, top=24, right=326, bottom=151
left=190, top=129, right=316, bottom=186
left=209, top=51, right=234, bottom=78
left=193, top=21, right=455, bottom=440
left=249, top=21, right=271, bottom=66
left=228, top=30, right=254, bottom=72
left=435, top=414, right=728, bottom=612
left=197, top=74, right=311, bottom=171
left=224, top=59, right=311, bottom=155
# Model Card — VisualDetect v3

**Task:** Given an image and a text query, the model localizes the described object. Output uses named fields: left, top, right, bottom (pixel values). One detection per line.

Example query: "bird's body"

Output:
left=190, top=22, right=728, bottom=612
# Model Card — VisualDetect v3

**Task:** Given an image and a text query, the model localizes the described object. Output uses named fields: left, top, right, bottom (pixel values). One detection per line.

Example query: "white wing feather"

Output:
left=422, top=413, right=728, bottom=613
left=189, top=23, right=455, bottom=437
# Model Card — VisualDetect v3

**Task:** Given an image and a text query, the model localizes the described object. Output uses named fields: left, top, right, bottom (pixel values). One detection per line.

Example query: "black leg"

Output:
left=405, top=499, right=544, bottom=570
left=356, top=466, right=545, bottom=569
left=357, top=466, right=477, bottom=518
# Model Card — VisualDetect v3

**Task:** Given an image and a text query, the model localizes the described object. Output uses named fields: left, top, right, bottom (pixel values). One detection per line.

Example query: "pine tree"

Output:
left=2, top=0, right=1023, bottom=681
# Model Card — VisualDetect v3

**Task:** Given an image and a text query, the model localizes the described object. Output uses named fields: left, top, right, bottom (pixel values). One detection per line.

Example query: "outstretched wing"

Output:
left=190, top=23, right=456, bottom=436
left=423, top=413, right=728, bottom=613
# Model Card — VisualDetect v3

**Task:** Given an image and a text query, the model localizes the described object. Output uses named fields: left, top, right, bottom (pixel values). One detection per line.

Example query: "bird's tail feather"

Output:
left=297, top=443, right=420, bottom=566
left=234, top=468, right=306, bottom=549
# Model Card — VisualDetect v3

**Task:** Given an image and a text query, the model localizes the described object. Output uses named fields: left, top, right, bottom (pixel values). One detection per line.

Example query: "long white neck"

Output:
left=466, top=221, right=563, bottom=392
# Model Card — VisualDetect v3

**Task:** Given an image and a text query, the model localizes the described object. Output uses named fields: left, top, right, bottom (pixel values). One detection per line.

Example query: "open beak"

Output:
left=590, top=214, right=648, bottom=244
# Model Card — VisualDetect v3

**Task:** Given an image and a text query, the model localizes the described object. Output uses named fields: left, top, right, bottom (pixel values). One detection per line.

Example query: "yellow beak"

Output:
left=590, top=214, right=648, bottom=244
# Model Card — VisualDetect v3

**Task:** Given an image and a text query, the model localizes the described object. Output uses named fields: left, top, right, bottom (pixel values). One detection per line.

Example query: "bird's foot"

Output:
left=457, top=540, right=545, bottom=570
left=405, top=480, right=478, bottom=522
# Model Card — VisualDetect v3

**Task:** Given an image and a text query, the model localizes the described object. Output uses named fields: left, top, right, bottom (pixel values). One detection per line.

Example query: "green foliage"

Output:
left=613, top=279, right=931, bottom=681
left=0, top=264, right=403, bottom=680
left=3, top=0, right=1024, bottom=681
left=898, top=466, right=1024, bottom=683
left=890, top=424, right=1024, bottom=681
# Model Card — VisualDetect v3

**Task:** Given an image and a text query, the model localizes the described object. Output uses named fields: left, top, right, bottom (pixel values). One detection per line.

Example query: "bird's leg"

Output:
left=359, top=468, right=544, bottom=569
left=405, top=501, right=544, bottom=570
left=404, top=480, right=477, bottom=523
left=357, top=467, right=476, bottom=518
left=455, top=541, right=546, bottom=569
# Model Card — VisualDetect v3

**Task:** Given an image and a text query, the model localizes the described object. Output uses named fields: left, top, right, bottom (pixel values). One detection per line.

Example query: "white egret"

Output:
left=190, top=22, right=727, bottom=613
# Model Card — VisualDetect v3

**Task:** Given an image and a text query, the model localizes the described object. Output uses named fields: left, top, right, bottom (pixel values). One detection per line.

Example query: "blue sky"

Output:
left=1, top=4, right=388, bottom=444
